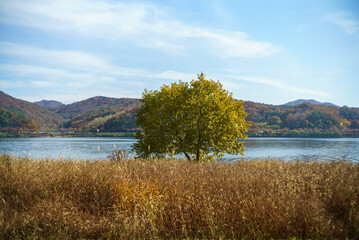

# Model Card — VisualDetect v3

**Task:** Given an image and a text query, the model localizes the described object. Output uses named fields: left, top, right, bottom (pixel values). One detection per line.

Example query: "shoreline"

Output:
left=1, top=131, right=358, bottom=138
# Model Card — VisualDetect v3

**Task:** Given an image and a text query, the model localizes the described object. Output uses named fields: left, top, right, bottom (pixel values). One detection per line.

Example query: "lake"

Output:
left=0, top=137, right=358, bottom=162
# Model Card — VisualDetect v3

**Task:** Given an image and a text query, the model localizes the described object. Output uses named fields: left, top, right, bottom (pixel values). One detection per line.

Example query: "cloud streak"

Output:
left=323, top=11, right=358, bottom=35
left=0, top=42, right=327, bottom=101
left=0, top=0, right=278, bottom=58
left=218, top=74, right=329, bottom=97
left=0, top=42, right=198, bottom=81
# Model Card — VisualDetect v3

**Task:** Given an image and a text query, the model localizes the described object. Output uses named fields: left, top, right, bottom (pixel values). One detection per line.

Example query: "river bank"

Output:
left=0, top=131, right=137, bottom=138
left=1, top=129, right=359, bottom=138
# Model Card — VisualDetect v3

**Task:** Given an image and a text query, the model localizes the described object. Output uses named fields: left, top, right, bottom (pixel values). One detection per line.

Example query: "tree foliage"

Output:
left=350, top=120, right=359, bottom=129
left=267, top=116, right=281, bottom=125
left=103, top=110, right=137, bottom=132
left=133, top=73, right=251, bottom=161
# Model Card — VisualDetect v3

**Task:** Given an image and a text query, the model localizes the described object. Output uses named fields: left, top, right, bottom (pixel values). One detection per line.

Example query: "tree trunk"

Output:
left=196, top=147, right=200, bottom=162
left=184, top=152, right=191, bottom=161
left=196, top=132, right=201, bottom=162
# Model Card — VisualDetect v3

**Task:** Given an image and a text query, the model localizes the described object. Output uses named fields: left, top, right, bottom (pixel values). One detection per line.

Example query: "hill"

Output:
left=62, top=107, right=138, bottom=132
left=52, top=96, right=141, bottom=132
left=34, top=100, right=64, bottom=109
left=1, top=92, right=141, bottom=133
left=54, top=96, right=141, bottom=120
left=244, top=101, right=359, bottom=137
left=0, top=91, right=63, bottom=131
left=284, top=99, right=338, bottom=107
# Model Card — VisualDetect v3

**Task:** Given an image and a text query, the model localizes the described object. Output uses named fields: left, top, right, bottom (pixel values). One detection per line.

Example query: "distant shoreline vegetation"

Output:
left=1, top=129, right=358, bottom=138
left=0, top=131, right=136, bottom=138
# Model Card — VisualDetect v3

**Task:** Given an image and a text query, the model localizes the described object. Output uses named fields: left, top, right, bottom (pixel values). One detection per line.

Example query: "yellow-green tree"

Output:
left=133, top=73, right=251, bottom=162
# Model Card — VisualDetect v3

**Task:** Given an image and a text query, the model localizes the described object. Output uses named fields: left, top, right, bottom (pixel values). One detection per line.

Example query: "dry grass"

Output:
left=0, top=154, right=358, bottom=239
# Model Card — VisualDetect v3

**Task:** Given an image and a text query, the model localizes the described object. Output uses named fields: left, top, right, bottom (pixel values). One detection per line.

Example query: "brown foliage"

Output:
left=1, top=154, right=358, bottom=239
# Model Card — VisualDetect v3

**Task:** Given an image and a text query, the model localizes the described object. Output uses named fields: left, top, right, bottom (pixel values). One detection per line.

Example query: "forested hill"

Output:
left=0, top=91, right=63, bottom=131
left=1, top=93, right=141, bottom=133
left=1, top=91, right=359, bottom=137
left=54, top=96, right=141, bottom=120
left=244, top=101, right=359, bottom=137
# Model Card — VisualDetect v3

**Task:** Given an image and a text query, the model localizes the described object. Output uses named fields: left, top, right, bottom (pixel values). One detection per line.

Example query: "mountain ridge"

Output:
left=284, top=99, right=338, bottom=107
left=34, top=100, right=64, bottom=109
left=54, top=96, right=141, bottom=120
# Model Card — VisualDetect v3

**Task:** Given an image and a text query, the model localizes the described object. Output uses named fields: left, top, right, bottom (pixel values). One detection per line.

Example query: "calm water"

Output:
left=0, top=137, right=358, bottom=162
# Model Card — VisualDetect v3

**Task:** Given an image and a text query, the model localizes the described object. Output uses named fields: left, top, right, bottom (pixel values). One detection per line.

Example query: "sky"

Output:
left=0, top=0, right=358, bottom=107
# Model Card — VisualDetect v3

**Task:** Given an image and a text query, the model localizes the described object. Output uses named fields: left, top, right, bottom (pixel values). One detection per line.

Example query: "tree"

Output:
left=133, top=73, right=251, bottom=162
left=267, top=116, right=281, bottom=125
left=350, top=120, right=359, bottom=129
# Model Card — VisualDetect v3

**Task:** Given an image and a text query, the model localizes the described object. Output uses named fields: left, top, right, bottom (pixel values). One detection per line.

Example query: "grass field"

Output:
left=1, top=154, right=358, bottom=239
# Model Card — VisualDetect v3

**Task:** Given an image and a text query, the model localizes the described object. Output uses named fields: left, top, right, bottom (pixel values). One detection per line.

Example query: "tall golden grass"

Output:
left=1, top=154, right=358, bottom=239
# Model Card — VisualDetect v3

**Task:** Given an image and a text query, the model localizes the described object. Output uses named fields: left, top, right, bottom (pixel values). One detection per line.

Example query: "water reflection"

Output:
left=0, top=137, right=358, bottom=162
left=240, top=138, right=359, bottom=162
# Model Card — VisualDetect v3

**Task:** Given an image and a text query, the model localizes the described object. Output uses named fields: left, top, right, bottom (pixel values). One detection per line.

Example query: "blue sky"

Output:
left=0, top=0, right=358, bottom=107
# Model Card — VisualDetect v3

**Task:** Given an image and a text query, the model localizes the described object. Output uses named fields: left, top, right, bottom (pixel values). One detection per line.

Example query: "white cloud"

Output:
left=323, top=11, right=358, bottom=35
left=199, top=30, right=278, bottom=58
left=31, top=80, right=56, bottom=87
left=0, top=0, right=278, bottom=58
left=0, top=42, right=196, bottom=82
left=0, top=80, right=28, bottom=88
left=0, top=64, right=93, bottom=79
left=218, top=74, right=329, bottom=97
left=0, top=63, right=116, bottom=88
left=0, top=42, right=110, bottom=72
left=0, top=42, right=151, bottom=80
